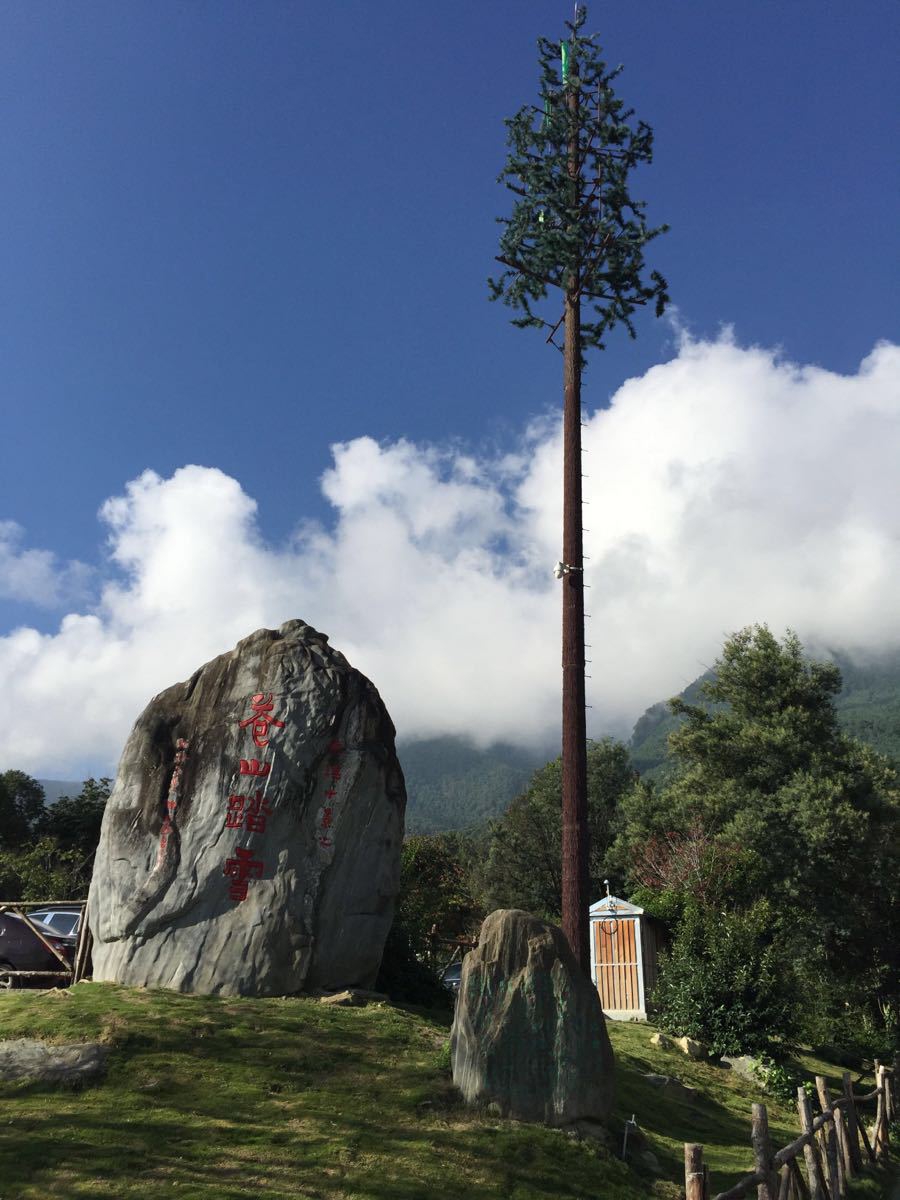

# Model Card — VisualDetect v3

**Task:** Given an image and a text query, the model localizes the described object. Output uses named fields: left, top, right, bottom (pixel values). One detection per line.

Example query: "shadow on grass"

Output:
left=0, top=985, right=656, bottom=1200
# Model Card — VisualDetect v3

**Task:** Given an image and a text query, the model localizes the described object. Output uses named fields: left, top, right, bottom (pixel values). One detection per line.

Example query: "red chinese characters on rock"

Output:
left=239, top=693, right=285, bottom=749
left=156, top=738, right=189, bottom=868
left=318, top=737, right=344, bottom=850
left=223, top=694, right=284, bottom=903
left=223, top=847, right=264, bottom=903
left=225, top=790, right=271, bottom=833
left=239, top=758, right=270, bottom=778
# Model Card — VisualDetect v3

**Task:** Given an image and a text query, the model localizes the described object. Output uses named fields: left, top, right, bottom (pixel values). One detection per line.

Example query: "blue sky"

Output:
left=1, top=2, right=898, bottom=774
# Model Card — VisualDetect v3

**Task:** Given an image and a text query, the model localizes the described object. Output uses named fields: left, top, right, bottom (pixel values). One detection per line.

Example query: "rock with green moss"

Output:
left=450, top=909, right=614, bottom=1126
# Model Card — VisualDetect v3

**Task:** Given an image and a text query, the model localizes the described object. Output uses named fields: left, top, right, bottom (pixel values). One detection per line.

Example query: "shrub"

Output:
left=651, top=899, right=797, bottom=1057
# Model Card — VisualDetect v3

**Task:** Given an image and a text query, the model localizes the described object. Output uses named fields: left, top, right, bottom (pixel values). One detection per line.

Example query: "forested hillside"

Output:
left=398, top=737, right=545, bottom=834
left=630, top=650, right=900, bottom=778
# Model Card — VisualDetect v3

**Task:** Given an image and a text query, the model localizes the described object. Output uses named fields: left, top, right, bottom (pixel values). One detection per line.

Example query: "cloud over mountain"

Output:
left=1, top=332, right=899, bottom=775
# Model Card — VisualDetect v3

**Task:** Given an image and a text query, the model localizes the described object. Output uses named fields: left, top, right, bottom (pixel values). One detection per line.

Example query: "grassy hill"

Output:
left=629, top=651, right=900, bottom=780
left=0, top=984, right=892, bottom=1198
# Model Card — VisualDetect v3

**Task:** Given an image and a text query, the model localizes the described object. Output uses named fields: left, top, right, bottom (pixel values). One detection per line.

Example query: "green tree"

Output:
left=0, top=837, right=86, bottom=902
left=480, top=738, right=636, bottom=919
left=38, top=777, right=111, bottom=858
left=395, top=832, right=481, bottom=956
left=0, top=774, right=111, bottom=901
left=0, top=771, right=46, bottom=847
left=651, top=899, right=798, bottom=1057
left=491, top=6, right=668, bottom=969
left=617, top=626, right=900, bottom=1049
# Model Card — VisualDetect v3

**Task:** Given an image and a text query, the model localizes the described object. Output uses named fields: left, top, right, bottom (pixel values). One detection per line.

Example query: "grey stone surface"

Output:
left=88, top=620, right=405, bottom=996
left=642, top=1072, right=697, bottom=1103
left=639, top=1149, right=662, bottom=1173
left=450, top=909, right=615, bottom=1126
left=0, top=1039, right=107, bottom=1085
left=721, top=1054, right=758, bottom=1082
left=650, top=1031, right=675, bottom=1050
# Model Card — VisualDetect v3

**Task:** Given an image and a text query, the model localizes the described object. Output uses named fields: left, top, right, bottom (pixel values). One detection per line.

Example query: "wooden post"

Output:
left=777, top=1162, right=791, bottom=1200
left=72, top=913, right=92, bottom=984
left=873, top=1064, right=888, bottom=1160
left=841, top=1072, right=863, bottom=1175
left=885, top=1064, right=895, bottom=1124
left=832, top=1103, right=851, bottom=1188
left=752, top=1102, right=779, bottom=1199
left=797, top=1087, right=827, bottom=1200
left=789, top=1157, right=811, bottom=1199
left=685, top=1143, right=706, bottom=1200
left=855, top=1101, right=875, bottom=1165
left=814, top=1077, right=841, bottom=1200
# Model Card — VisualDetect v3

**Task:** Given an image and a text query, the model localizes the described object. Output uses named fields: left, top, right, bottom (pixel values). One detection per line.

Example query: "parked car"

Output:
left=27, top=906, right=82, bottom=937
left=441, top=960, right=463, bottom=995
left=0, top=912, right=77, bottom=988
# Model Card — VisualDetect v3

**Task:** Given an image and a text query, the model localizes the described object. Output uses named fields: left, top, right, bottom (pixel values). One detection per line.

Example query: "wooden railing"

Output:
left=685, top=1062, right=895, bottom=1199
left=0, top=901, right=90, bottom=988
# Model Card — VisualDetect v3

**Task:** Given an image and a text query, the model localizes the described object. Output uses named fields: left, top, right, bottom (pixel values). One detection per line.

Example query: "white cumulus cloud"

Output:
left=0, top=521, right=91, bottom=608
left=1, top=331, right=899, bottom=777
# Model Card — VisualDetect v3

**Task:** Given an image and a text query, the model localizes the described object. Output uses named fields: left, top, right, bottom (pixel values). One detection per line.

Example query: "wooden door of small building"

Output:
left=589, top=896, right=651, bottom=1019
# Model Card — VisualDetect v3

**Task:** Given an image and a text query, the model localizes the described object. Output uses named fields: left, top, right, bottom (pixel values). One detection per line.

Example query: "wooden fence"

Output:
left=426, top=927, right=477, bottom=974
left=685, top=1061, right=895, bottom=1199
left=0, top=901, right=90, bottom=988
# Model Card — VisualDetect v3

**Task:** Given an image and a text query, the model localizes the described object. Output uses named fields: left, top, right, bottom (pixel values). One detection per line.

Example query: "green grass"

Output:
left=0, top=985, right=893, bottom=1199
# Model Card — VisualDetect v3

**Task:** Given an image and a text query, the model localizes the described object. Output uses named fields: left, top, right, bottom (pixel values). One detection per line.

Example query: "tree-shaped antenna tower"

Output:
left=490, top=6, right=669, bottom=972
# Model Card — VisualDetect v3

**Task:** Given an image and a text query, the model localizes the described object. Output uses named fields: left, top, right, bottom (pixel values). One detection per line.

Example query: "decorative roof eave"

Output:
left=588, top=895, right=644, bottom=917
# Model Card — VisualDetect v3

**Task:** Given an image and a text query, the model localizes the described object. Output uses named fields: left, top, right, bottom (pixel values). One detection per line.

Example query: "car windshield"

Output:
left=10, top=914, right=68, bottom=938
left=31, top=911, right=80, bottom=935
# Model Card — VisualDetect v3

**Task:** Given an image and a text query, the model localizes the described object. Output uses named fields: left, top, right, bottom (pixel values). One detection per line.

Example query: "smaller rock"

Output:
left=641, top=1072, right=697, bottom=1103
left=0, top=1040, right=108, bottom=1086
left=572, top=1119, right=610, bottom=1145
left=639, top=1150, right=662, bottom=1173
left=450, top=909, right=614, bottom=1126
left=721, top=1054, right=757, bottom=1082
left=319, top=989, right=355, bottom=1006
left=318, top=988, right=388, bottom=1007
left=675, top=1035, right=706, bottom=1060
left=650, top=1031, right=675, bottom=1050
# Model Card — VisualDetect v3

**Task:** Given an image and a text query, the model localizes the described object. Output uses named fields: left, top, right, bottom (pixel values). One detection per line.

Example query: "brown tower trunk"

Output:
left=560, top=67, right=590, bottom=975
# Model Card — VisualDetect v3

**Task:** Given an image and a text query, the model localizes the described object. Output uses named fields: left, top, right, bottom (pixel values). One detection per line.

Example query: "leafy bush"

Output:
left=750, top=1056, right=813, bottom=1103
left=652, top=899, right=798, bottom=1057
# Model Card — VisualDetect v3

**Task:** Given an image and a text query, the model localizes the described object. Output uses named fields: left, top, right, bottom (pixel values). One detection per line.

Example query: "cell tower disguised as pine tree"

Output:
left=489, top=7, right=669, bottom=972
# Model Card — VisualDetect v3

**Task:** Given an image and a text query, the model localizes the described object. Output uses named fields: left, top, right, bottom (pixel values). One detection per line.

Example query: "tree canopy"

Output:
left=0, top=772, right=111, bottom=900
left=615, top=626, right=900, bottom=1052
left=489, top=5, right=668, bottom=355
left=480, top=737, right=635, bottom=919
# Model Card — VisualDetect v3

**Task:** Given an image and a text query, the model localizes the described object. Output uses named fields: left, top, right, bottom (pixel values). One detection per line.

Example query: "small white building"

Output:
left=589, top=894, right=663, bottom=1021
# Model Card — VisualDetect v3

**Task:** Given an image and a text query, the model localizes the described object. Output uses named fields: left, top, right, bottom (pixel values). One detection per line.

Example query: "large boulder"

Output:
left=450, top=909, right=614, bottom=1126
left=87, top=620, right=405, bottom=996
